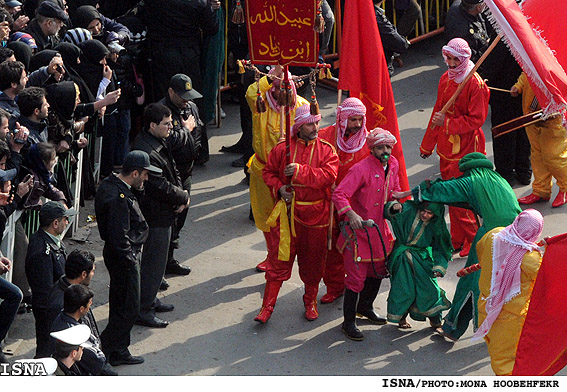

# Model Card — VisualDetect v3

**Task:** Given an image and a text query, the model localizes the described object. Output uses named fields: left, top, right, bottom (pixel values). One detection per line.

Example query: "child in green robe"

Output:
left=384, top=200, right=452, bottom=329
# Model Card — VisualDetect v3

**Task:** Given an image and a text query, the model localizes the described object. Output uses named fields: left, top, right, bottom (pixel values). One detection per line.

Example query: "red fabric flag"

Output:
left=484, top=0, right=567, bottom=125
left=337, top=0, right=409, bottom=192
left=512, top=233, right=567, bottom=375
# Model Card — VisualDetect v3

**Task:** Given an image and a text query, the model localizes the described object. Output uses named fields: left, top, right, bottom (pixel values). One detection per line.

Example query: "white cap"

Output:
left=15, top=358, right=58, bottom=376
left=50, top=324, right=91, bottom=347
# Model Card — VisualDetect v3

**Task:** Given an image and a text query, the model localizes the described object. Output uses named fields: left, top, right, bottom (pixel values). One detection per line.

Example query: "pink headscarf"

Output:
left=291, top=104, right=321, bottom=136
left=442, top=38, right=475, bottom=83
left=472, top=209, right=544, bottom=340
left=335, top=97, right=368, bottom=153
left=366, top=127, right=397, bottom=148
left=265, top=67, right=297, bottom=113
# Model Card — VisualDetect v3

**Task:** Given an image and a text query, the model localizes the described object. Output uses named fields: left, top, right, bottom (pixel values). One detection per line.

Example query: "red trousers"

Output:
left=322, top=222, right=345, bottom=295
left=440, top=158, right=478, bottom=248
left=265, top=222, right=327, bottom=286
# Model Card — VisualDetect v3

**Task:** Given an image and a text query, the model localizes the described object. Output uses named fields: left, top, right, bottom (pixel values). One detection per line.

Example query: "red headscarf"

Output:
left=473, top=209, right=544, bottom=340
left=335, top=97, right=368, bottom=153
left=442, top=38, right=475, bottom=83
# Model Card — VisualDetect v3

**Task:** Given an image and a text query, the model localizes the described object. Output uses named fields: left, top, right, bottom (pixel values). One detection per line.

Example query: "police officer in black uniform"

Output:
left=25, top=201, right=77, bottom=358
left=159, top=74, right=202, bottom=277
left=444, top=0, right=491, bottom=63
left=95, top=150, right=161, bottom=366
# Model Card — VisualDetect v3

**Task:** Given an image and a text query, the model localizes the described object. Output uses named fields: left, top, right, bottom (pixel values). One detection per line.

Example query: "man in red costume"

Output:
left=318, top=97, right=370, bottom=304
left=420, top=37, right=489, bottom=258
left=332, top=127, right=404, bottom=340
left=254, top=104, right=339, bottom=323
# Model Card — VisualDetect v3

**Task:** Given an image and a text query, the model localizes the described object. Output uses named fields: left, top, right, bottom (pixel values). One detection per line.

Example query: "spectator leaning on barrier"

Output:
left=0, top=165, right=23, bottom=364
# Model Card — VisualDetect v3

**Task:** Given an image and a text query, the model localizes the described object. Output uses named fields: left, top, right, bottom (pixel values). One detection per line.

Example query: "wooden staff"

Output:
left=431, top=35, right=502, bottom=128
left=279, top=106, right=285, bottom=139
left=327, top=90, right=344, bottom=250
left=487, top=86, right=513, bottom=93
left=283, top=66, right=292, bottom=191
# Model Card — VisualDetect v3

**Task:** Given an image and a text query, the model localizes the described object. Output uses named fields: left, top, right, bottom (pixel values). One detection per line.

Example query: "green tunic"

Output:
left=384, top=200, right=452, bottom=323
left=413, top=155, right=521, bottom=339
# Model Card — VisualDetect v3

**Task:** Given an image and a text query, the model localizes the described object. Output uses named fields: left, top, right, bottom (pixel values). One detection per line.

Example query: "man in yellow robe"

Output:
left=475, top=209, right=544, bottom=375
left=246, top=65, right=308, bottom=272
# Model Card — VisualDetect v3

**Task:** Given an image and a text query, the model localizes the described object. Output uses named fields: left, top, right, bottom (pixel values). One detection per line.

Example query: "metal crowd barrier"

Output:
left=1, top=137, right=91, bottom=283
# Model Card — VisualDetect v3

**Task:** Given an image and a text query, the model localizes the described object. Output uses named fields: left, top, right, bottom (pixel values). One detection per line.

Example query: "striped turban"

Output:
left=335, top=97, right=367, bottom=153
left=292, top=104, right=321, bottom=136
left=366, top=127, right=397, bottom=148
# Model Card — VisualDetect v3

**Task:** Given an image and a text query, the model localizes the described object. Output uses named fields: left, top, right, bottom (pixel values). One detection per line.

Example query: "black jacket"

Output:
left=131, top=129, right=189, bottom=227
left=160, top=95, right=201, bottom=181
left=23, top=18, right=60, bottom=52
left=444, top=1, right=490, bottom=63
left=50, top=311, right=105, bottom=375
left=141, top=0, right=219, bottom=45
left=25, top=230, right=66, bottom=310
left=95, top=174, right=149, bottom=263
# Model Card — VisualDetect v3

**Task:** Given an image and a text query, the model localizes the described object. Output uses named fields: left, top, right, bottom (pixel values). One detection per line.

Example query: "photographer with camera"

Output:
left=70, top=5, right=130, bottom=55
left=157, top=74, right=203, bottom=278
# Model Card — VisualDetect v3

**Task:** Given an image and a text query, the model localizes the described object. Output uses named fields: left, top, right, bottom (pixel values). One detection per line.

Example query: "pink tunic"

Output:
left=332, top=155, right=400, bottom=271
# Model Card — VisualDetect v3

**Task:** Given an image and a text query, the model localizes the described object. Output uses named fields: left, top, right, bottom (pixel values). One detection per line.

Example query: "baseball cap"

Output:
left=0, top=168, right=17, bottom=183
left=123, top=150, right=162, bottom=174
left=50, top=324, right=91, bottom=348
left=170, top=74, right=202, bottom=100
left=37, top=1, right=69, bottom=22
left=462, top=0, right=484, bottom=4
left=39, top=201, right=78, bottom=222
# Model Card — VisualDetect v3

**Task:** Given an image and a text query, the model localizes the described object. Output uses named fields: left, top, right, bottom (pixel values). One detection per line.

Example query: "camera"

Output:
left=107, top=41, right=126, bottom=55
left=180, top=106, right=191, bottom=121
left=13, top=128, right=29, bottom=144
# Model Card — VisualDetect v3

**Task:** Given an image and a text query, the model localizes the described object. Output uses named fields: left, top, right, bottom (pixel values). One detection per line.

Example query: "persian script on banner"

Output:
left=246, top=0, right=318, bottom=66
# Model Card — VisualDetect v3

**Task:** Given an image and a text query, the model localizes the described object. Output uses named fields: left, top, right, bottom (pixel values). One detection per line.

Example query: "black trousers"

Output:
left=100, top=246, right=141, bottom=357
left=139, top=226, right=172, bottom=320
left=491, top=96, right=532, bottom=182
left=32, top=304, right=51, bottom=358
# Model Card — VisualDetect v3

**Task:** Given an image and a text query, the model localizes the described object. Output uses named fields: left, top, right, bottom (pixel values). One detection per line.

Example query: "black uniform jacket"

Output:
left=131, top=129, right=189, bottom=227
left=95, top=174, right=149, bottom=265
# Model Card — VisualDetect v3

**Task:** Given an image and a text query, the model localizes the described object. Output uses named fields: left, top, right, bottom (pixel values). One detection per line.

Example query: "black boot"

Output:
left=356, top=278, right=387, bottom=324
left=341, top=289, right=364, bottom=341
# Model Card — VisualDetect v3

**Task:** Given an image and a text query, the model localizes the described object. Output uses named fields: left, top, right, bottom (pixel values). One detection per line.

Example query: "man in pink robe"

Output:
left=332, top=127, right=404, bottom=340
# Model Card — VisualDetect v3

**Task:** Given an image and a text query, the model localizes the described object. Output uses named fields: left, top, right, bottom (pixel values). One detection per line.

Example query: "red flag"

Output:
left=512, top=233, right=567, bottom=375
left=484, top=0, right=567, bottom=124
left=337, top=0, right=409, bottom=192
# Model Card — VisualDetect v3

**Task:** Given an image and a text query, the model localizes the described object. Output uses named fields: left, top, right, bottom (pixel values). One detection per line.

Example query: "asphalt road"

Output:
left=5, top=34, right=567, bottom=379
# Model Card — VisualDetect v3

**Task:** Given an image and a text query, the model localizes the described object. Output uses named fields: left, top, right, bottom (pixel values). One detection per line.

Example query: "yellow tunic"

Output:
left=245, top=76, right=308, bottom=231
left=477, top=227, right=543, bottom=376
left=513, top=72, right=567, bottom=197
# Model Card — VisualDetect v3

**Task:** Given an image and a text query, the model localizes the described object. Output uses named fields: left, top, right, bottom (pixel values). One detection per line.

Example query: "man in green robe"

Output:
left=384, top=200, right=453, bottom=329
left=411, top=153, right=521, bottom=341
